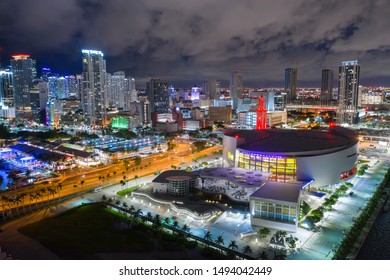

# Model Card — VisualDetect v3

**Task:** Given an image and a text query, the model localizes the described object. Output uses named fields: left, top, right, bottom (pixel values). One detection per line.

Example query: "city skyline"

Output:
left=1, top=0, right=390, bottom=87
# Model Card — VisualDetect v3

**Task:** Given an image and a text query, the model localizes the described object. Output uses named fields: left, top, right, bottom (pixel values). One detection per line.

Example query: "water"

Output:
left=356, top=210, right=390, bottom=260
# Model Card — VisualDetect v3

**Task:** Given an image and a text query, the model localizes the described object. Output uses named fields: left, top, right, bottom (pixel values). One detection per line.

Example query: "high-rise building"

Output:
left=146, top=78, right=169, bottom=114
left=284, top=68, right=297, bottom=104
left=321, top=69, right=334, bottom=105
left=204, top=80, right=221, bottom=100
left=230, top=70, right=242, bottom=110
left=10, top=54, right=36, bottom=117
left=108, top=71, right=127, bottom=108
left=337, top=60, right=360, bottom=124
left=0, top=70, right=14, bottom=107
left=81, top=49, right=107, bottom=126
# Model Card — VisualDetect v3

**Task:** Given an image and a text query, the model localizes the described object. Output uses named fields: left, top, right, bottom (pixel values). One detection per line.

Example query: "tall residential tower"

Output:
left=230, top=70, right=243, bottom=110
left=284, top=68, right=297, bottom=104
left=337, top=60, right=360, bottom=124
left=81, top=49, right=107, bottom=126
left=321, top=69, right=333, bottom=105
left=10, top=54, right=36, bottom=117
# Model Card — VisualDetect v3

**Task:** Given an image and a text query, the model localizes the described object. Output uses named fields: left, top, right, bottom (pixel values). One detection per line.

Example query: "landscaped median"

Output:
left=116, top=185, right=140, bottom=197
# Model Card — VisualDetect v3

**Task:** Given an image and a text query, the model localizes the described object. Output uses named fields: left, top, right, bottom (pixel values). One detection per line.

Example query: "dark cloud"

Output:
left=1, top=0, right=390, bottom=86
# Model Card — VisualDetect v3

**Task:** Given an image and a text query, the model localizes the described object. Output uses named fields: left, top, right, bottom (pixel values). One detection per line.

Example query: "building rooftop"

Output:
left=250, top=181, right=303, bottom=203
left=224, top=127, right=358, bottom=153
left=153, top=170, right=197, bottom=184
left=194, top=167, right=270, bottom=188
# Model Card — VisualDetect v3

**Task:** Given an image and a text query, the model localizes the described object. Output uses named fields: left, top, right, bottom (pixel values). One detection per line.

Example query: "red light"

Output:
left=329, top=122, right=335, bottom=128
left=235, top=135, right=239, bottom=139
left=12, top=54, right=30, bottom=60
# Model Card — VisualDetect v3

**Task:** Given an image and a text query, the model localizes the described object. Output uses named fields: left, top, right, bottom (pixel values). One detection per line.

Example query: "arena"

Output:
left=223, top=127, right=359, bottom=187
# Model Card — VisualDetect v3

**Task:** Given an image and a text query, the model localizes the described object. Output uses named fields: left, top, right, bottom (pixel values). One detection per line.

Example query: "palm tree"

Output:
left=215, top=235, right=224, bottom=246
left=164, top=217, right=171, bottom=225
left=228, top=240, right=238, bottom=251
left=181, top=224, right=190, bottom=233
left=147, top=211, right=153, bottom=221
left=133, top=208, right=142, bottom=221
left=80, top=180, right=85, bottom=192
left=257, top=251, right=268, bottom=260
left=40, top=187, right=47, bottom=206
left=153, top=214, right=162, bottom=229
left=204, top=230, right=213, bottom=242
left=47, top=187, right=57, bottom=200
left=122, top=202, right=128, bottom=210
left=172, top=220, right=179, bottom=229
left=1, top=195, right=10, bottom=220
left=129, top=205, right=135, bottom=214
left=18, top=192, right=27, bottom=214
left=102, top=194, right=107, bottom=202
left=73, top=184, right=78, bottom=194
left=56, top=183, right=63, bottom=203
left=274, top=249, right=287, bottom=260
left=243, top=245, right=253, bottom=256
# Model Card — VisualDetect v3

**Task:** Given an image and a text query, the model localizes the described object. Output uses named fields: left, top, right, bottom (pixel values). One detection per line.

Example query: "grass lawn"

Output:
left=18, top=203, right=233, bottom=260
left=116, top=185, right=140, bottom=196
left=19, top=204, right=152, bottom=259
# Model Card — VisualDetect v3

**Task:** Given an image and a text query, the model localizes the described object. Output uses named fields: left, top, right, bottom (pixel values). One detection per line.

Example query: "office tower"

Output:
left=48, top=76, right=68, bottom=99
left=0, top=70, right=14, bottom=107
left=123, top=77, right=137, bottom=111
left=204, top=80, right=221, bottom=100
left=81, top=49, right=107, bottom=126
left=230, top=70, right=242, bottom=110
left=146, top=78, right=169, bottom=114
left=321, top=69, right=334, bottom=105
left=337, top=60, right=360, bottom=124
left=108, top=71, right=127, bottom=108
left=10, top=54, right=36, bottom=117
left=30, top=79, right=43, bottom=123
left=67, top=75, right=78, bottom=97
left=284, top=68, right=297, bottom=103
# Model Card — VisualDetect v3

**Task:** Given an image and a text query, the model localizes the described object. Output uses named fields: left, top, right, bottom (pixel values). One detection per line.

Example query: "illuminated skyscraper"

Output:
left=256, top=96, right=267, bottom=130
left=321, top=69, right=334, bottom=105
left=81, top=49, right=107, bottom=126
left=0, top=70, right=14, bottom=107
left=284, top=68, right=297, bottom=104
left=337, top=60, right=360, bottom=124
left=10, top=54, right=36, bottom=117
left=230, top=70, right=242, bottom=110
left=146, top=78, right=169, bottom=114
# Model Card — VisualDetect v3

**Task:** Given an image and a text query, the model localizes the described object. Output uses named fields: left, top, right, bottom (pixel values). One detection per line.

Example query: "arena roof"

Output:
left=250, top=181, right=303, bottom=203
left=224, top=127, right=358, bottom=153
left=194, top=167, right=270, bottom=188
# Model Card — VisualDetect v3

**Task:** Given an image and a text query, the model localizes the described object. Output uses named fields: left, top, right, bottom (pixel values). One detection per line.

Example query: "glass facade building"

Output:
left=237, top=151, right=296, bottom=182
left=252, top=201, right=297, bottom=224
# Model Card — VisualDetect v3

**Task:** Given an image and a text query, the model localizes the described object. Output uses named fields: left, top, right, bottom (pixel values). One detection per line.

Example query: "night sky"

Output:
left=1, top=0, right=390, bottom=87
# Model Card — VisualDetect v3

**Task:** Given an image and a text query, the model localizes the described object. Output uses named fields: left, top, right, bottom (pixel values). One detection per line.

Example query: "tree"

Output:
left=181, top=224, right=190, bottom=233
left=204, top=230, right=213, bottom=242
left=135, top=157, right=142, bottom=166
left=243, top=245, right=253, bottom=256
left=172, top=220, right=179, bottom=229
left=164, top=217, right=171, bottom=225
left=274, top=249, right=287, bottom=260
left=153, top=214, right=162, bottom=229
left=215, top=235, right=224, bottom=246
left=259, top=227, right=271, bottom=238
left=228, top=240, right=238, bottom=251
left=257, top=251, right=268, bottom=260
left=102, top=195, right=107, bottom=202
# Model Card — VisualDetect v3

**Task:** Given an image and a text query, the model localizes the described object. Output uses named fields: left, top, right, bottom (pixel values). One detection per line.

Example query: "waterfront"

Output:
left=356, top=209, right=390, bottom=259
